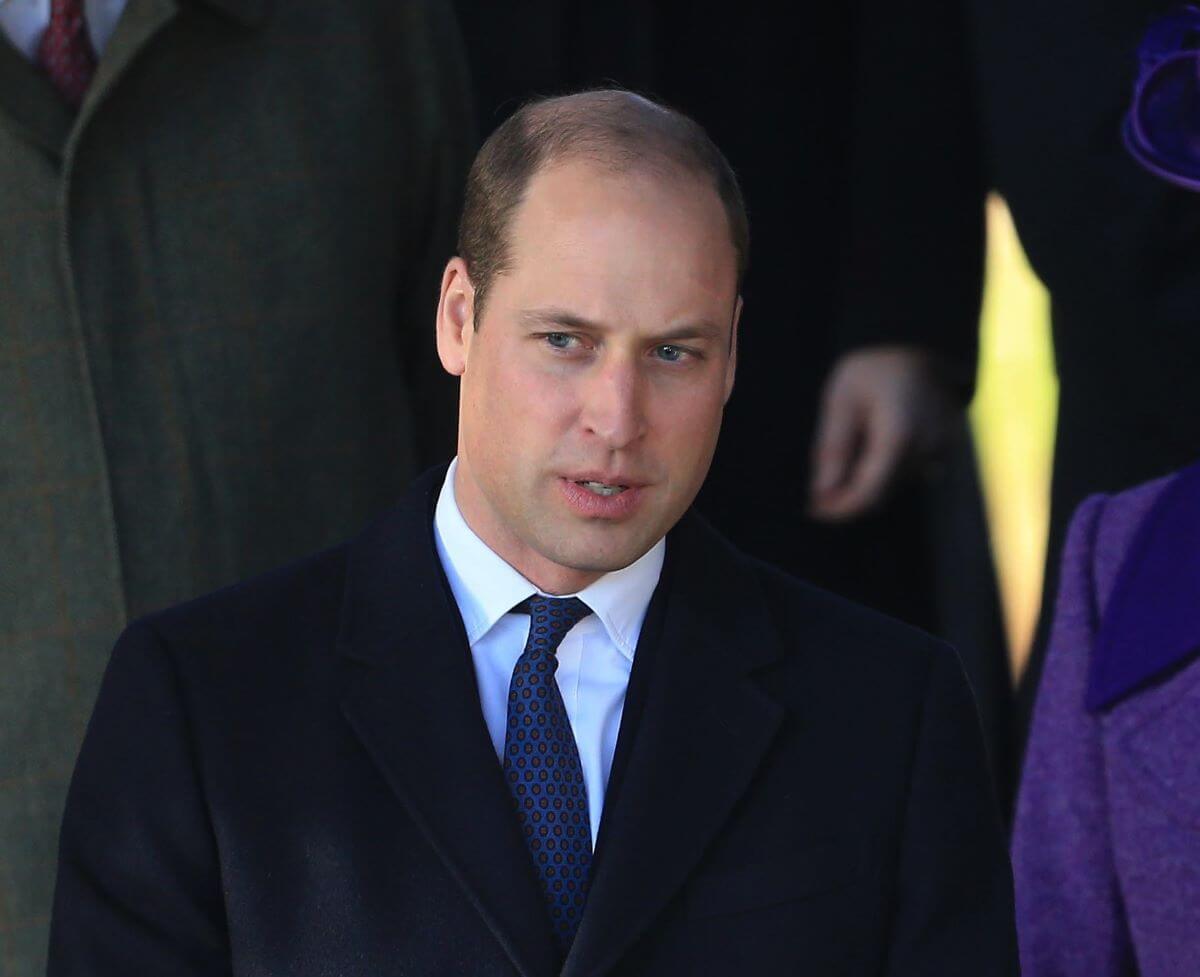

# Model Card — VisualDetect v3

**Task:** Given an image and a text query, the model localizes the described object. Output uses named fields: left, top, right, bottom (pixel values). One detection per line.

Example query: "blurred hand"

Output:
left=809, top=345, right=965, bottom=522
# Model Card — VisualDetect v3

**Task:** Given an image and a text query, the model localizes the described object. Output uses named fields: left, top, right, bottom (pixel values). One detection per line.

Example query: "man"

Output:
left=452, top=1, right=1012, bottom=801
left=0, top=0, right=470, bottom=969
left=49, top=91, right=1016, bottom=976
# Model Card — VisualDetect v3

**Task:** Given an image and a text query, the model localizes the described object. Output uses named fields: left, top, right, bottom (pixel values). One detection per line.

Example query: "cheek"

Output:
left=650, top=382, right=726, bottom=457
left=474, top=356, right=578, bottom=444
left=473, top=352, right=535, bottom=416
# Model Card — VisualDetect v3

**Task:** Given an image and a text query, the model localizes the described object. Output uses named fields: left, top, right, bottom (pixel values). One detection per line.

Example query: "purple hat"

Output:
left=1124, top=5, right=1200, bottom=189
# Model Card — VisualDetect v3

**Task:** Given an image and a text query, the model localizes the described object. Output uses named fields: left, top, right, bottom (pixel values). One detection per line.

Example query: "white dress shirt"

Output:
left=0, top=0, right=127, bottom=62
left=433, top=459, right=665, bottom=847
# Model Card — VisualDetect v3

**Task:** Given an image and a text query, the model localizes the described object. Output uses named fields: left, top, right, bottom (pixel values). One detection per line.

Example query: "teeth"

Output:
left=577, top=480, right=626, bottom=496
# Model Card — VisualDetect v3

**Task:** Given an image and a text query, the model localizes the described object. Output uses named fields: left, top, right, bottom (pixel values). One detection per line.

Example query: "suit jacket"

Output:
left=0, top=0, right=471, bottom=967
left=49, top=465, right=1016, bottom=976
left=1014, top=460, right=1200, bottom=976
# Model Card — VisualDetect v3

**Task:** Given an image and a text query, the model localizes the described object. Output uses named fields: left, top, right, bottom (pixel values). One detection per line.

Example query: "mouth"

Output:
left=573, top=479, right=630, bottom=497
left=558, top=475, right=648, bottom=518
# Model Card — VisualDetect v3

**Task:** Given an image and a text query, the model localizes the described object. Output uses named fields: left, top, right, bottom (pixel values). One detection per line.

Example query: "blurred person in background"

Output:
left=453, top=0, right=1014, bottom=809
left=1013, top=10, right=1200, bottom=973
left=967, top=0, right=1200, bottom=761
left=0, top=0, right=471, bottom=971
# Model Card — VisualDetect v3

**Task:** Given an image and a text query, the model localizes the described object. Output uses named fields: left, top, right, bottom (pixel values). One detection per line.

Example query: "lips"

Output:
left=558, top=476, right=647, bottom=519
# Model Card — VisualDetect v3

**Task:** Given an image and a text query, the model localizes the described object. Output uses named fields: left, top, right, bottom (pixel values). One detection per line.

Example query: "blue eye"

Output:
left=546, top=333, right=575, bottom=349
left=655, top=345, right=685, bottom=362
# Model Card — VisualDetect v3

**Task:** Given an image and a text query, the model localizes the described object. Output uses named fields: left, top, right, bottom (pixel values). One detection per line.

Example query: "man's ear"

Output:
left=724, top=295, right=742, bottom=404
left=436, top=257, right=476, bottom=377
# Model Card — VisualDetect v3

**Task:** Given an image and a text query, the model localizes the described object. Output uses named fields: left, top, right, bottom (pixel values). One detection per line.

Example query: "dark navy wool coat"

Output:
left=50, top=467, right=1017, bottom=976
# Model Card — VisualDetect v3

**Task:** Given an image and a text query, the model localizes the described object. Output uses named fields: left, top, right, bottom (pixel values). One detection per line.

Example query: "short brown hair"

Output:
left=458, top=89, right=750, bottom=322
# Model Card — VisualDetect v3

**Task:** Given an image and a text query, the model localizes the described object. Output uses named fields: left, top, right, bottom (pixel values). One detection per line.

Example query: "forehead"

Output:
left=500, top=160, right=738, bottom=314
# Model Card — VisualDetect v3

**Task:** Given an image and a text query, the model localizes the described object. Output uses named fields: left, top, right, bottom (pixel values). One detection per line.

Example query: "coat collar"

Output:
left=0, top=27, right=73, bottom=155
left=336, top=463, right=457, bottom=665
left=1087, top=459, right=1200, bottom=711
left=337, top=467, right=786, bottom=977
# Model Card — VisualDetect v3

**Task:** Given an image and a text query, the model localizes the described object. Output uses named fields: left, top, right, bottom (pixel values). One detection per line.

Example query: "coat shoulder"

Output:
left=682, top=507, right=951, bottom=684
left=742, top=550, right=957, bottom=704
left=134, top=542, right=351, bottom=654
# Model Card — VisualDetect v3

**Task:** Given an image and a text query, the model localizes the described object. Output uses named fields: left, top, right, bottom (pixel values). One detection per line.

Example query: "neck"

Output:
left=452, top=460, right=603, bottom=596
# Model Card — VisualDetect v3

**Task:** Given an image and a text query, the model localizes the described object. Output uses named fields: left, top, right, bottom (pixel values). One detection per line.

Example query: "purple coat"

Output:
left=1013, top=460, right=1200, bottom=976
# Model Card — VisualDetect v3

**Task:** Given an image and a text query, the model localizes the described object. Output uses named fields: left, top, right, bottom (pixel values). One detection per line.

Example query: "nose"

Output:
left=580, top=356, right=647, bottom=450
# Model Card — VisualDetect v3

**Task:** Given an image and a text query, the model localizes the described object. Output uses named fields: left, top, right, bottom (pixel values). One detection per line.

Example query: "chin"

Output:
left=553, top=538, right=653, bottom=575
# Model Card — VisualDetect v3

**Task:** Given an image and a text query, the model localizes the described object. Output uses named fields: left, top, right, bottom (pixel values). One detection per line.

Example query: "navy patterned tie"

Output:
left=504, top=595, right=594, bottom=951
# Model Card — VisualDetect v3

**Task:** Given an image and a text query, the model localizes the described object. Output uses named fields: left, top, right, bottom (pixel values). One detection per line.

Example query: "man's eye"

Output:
left=655, top=344, right=686, bottom=362
left=545, top=333, right=576, bottom=350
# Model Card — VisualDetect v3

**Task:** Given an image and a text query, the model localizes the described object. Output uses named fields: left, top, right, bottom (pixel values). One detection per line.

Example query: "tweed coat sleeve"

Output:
left=47, top=622, right=231, bottom=977
left=1011, top=494, right=1137, bottom=977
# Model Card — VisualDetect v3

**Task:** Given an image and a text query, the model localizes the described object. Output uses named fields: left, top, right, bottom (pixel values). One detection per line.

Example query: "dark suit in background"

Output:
left=452, top=0, right=1013, bottom=806
left=0, top=1, right=471, bottom=969
left=49, top=467, right=1018, bottom=977
left=965, top=0, right=1200, bottom=754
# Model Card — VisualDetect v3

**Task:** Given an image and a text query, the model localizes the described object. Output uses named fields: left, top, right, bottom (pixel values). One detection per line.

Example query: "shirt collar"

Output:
left=433, top=458, right=664, bottom=659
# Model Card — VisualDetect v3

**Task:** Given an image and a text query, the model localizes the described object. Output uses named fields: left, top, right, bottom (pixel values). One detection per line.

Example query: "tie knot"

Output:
left=515, top=595, right=593, bottom=653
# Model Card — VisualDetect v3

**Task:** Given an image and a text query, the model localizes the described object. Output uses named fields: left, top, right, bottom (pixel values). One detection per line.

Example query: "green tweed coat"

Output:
left=0, top=0, right=472, bottom=970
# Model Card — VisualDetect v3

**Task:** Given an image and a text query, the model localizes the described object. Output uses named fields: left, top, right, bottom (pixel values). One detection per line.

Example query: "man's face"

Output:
left=437, top=159, right=741, bottom=594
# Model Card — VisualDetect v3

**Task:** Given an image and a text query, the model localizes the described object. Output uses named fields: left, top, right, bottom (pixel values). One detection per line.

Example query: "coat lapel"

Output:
left=71, top=0, right=180, bottom=139
left=69, top=0, right=269, bottom=150
left=563, top=513, right=786, bottom=977
left=1088, top=459, right=1200, bottom=710
left=337, top=467, right=561, bottom=977
left=0, top=37, right=73, bottom=157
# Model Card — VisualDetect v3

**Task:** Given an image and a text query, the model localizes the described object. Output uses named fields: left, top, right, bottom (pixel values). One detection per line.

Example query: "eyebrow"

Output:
left=519, top=307, right=726, bottom=343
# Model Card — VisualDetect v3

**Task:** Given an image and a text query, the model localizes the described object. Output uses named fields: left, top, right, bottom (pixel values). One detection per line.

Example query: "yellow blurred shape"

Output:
left=970, top=194, right=1058, bottom=680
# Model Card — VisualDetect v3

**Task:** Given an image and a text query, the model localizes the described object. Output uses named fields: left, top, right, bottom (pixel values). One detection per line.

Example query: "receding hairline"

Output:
left=457, top=87, right=750, bottom=323
left=512, top=90, right=725, bottom=180
left=515, top=154, right=736, bottom=226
